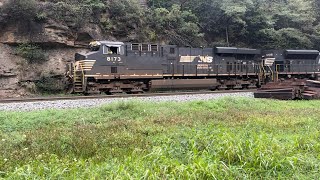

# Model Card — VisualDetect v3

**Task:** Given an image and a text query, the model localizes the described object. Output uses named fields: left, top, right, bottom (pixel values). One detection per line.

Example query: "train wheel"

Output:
left=105, top=91, right=113, bottom=95
left=217, top=85, right=227, bottom=90
left=233, top=84, right=243, bottom=89
left=210, top=86, right=217, bottom=91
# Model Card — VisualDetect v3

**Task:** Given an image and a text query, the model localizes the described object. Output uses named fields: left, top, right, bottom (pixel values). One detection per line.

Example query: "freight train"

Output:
left=65, top=41, right=320, bottom=94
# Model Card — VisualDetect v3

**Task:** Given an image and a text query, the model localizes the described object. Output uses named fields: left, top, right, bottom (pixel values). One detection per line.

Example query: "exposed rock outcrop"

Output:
left=0, top=0, right=111, bottom=97
left=0, top=43, right=22, bottom=97
left=0, top=42, right=89, bottom=98
left=0, top=0, right=150, bottom=97
left=0, top=20, right=102, bottom=47
left=0, top=12, right=100, bottom=97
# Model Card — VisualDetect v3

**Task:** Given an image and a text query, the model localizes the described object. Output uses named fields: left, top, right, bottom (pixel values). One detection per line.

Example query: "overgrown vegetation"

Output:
left=15, top=44, right=47, bottom=63
left=35, top=72, right=65, bottom=94
left=2, top=0, right=320, bottom=48
left=0, top=98, right=320, bottom=178
left=0, top=0, right=38, bottom=21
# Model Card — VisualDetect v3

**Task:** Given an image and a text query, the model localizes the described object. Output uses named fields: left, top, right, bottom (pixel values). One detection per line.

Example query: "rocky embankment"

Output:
left=0, top=0, right=105, bottom=98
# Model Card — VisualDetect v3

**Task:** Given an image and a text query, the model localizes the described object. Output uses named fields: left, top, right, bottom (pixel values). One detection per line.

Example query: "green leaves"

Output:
left=35, top=72, right=64, bottom=94
left=1, top=0, right=38, bottom=21
left=147, top=4, right=202, bottom=46
left=277, top=28, right=313, bottom=48
left=2, top=0, right=320, bottom=48
left=16, top=44, right=47, bottom=64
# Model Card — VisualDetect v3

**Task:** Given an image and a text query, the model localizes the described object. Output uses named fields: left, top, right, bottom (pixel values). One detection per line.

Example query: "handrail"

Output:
left=275, top=64, right=280, bottom=82
left=71, top=63, right=319, bottom=85
left=73, top=63, right=77, bottom=82
left=268, top=66, right=274, bottom=81
left=259, top=62, right=266, bottom=82
left=274, top=64, right=319, bottom=72
left=79, top=63, right=85, bottom=87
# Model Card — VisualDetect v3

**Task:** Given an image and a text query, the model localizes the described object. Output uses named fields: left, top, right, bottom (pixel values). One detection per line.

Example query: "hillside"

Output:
left=0, top=0, right=320, bottom=97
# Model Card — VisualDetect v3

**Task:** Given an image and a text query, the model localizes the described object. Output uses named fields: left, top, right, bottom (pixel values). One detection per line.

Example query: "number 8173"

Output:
left=107, top=57, right=121, bottom=62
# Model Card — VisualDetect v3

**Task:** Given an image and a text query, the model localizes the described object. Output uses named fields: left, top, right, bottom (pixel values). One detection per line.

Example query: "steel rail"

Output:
left=0, top=89, right=256, bottom=104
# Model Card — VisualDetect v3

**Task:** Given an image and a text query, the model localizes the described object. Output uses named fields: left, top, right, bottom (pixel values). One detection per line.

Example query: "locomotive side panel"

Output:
left=124, top=43, right=165, bottom=78
left=171, top=47, right=214, bottom=76
left=214, top=47, right=261, bottom=76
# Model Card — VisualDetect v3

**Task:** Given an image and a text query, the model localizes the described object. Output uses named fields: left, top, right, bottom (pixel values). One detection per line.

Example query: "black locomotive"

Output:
left=66, top=41, right=320, bottom=94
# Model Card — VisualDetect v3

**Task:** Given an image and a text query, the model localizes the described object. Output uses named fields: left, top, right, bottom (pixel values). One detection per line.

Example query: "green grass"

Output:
left=0, top=98, right=320, bottom=179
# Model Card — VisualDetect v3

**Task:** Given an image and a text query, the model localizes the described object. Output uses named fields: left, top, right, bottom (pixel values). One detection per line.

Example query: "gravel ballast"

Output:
left=0, top=92, right=254, bottom=112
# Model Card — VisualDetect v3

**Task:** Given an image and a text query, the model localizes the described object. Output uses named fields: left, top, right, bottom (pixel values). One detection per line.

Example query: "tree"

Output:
left=147, top=4, right=203, bottom=46
left=1, top=0, right=320, bottom=49
left=104, top=0, right=146, bottom=40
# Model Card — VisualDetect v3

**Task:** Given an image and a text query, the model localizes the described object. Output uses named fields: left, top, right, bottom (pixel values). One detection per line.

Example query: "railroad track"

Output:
left=0, top=89, right=256, bottom=104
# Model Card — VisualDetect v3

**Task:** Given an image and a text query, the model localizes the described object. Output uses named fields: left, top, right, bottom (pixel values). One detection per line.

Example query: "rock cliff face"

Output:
left=0, top=0, right=151, bottom=97
left=0, top=44, right=82, bottom=98
left=0, top=20, right=103, bottom=47
left=0, top=44, right=21, bottom=97
left=0, top=1, right=103, bottom=97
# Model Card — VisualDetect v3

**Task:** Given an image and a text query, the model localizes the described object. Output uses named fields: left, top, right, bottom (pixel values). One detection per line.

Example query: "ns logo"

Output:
left=179, top=55, right=213, bottom=63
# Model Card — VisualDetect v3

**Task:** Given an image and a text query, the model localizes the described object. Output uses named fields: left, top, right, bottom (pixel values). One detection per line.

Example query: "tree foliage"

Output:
left=16, top=44, right=47, bottom=64
left=35, top=72, right=64, bottom=93
left=0, top=0, right=38, bottom=21
left=104, top=0, right=145, bottom=39
left=1, top=0, right=320, bottom=49
left=147, top=5, right=203, bottom=46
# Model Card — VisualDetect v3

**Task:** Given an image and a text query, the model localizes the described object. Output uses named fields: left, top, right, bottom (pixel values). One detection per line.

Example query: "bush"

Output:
left=16, top=44, right=47, bottom=63
left=35, top=11, right=48, bottom=22
left=1, top=0, right=38, bottom=21
left=48, top=1, right=104, bottom=28
left=35, top=73, right=64, bottom=94
left=104, top=0, right=145, bottom=38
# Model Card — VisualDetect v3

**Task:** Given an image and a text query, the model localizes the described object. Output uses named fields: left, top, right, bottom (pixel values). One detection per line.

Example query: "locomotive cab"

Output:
left=262, top=49, right=320, bottom=82
left=284, top=50, right=319, bottom=73
left=86, top=41, right=126, bottom=74
left=89, top=41, right=124, bottom=54
left=263, top=50, right=320, bottom=73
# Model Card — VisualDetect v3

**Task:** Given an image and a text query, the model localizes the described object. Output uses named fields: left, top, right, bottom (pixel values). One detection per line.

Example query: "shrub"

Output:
left=35, top=12, right=48, bottom=22
left=104, top=0, right=145, bottom=38
left=1, top=0, right=38, bottom=21
left=48, top=1, right=101, bottom=28
left=35, top=72, right=65, bottom=94
left=16, top=44, right=47, bottom=63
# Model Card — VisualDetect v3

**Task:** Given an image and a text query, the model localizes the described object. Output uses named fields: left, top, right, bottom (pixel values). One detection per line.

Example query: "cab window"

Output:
left=131, top=44, right=140, bottom=51
left=103, top=45, right=120, bottom=55
left=151, top=45, right=158, bottom=51
left=170, top=47, right=175, bottom=54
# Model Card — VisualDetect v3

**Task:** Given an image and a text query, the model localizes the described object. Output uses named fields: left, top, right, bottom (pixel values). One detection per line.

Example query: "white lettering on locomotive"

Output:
left=107, top=57, right=121, bottom=62
left=265, top=53, right=274, bottom=57
left=197, top=64, right=209, bottom=69
left=179, top=55, right=213, bottom=63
